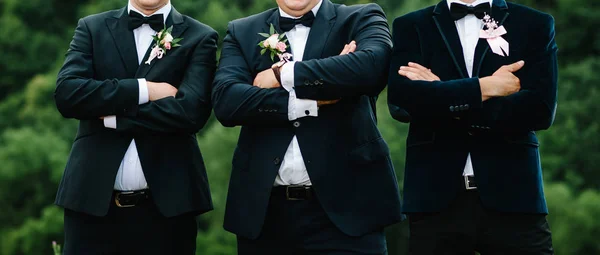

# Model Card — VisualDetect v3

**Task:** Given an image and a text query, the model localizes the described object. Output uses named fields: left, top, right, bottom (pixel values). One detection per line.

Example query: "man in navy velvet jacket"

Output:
left=388, top=0, right=557, bottom=254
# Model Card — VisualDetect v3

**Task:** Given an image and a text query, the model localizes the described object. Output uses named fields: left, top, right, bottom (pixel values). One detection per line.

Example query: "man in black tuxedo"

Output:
left=388, top=0, right=557, bottom=254
left=212, top=0, right=403, bottom=253
left=54, top=0, right=217, bottom=254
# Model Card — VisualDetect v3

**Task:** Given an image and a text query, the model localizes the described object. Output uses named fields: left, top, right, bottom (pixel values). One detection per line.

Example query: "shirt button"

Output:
left=305, top=110, right=310, bottom=115
left=293, top=121, right=301, bottom=128
left=274, top=157, right=281, bottom=165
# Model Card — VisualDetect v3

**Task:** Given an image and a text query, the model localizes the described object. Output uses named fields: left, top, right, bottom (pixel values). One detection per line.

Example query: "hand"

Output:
left=253, top=69, right=280, bottom=89
left=480, top=61, right=524, bottom=101
left=398, top=62, right=440, bottom=81
left=339, top=41, right=356, bottom=55
left=147, top=82, right=177, bottom=101
left=317, top=99, right=341, bottom=107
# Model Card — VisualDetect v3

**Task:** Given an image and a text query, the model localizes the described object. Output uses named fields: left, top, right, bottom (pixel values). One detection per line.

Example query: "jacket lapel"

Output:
left=136, top=8, right=189, bottom=78
left=473, top=0, right=509, bottom=77
left=106, top=7, right=139, bottom=77
left=302, top=0, right=336, bottom=61
left=432, top=0, right=469, bottom=79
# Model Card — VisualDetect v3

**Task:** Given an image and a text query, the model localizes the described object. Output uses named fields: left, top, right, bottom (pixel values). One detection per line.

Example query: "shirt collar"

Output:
left=447, top=0, right=492, bottom=10
left=128, top=1, right=172, bottom=23
left=279, top=0, right=323, bottom=19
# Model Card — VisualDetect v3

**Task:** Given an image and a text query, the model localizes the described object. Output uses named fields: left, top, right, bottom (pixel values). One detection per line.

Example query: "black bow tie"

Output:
left=450, top=2, right=491, bottom=20
left=128, top=11, right=164, bottom=32
left=279, top=11, right=315, bottom=32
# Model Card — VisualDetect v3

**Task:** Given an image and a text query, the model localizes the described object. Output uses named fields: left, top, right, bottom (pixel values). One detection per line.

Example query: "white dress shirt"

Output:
left=103, top=1, right=172, bottom=191
left=273, top=0, right=323, bottom=186
left=447, top=0, right=492, bottom=176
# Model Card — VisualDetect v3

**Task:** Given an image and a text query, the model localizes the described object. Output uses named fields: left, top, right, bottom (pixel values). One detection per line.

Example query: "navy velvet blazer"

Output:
left=213, top=0, right=403, bottom=239
left=388, top=0, right=558, bottom=214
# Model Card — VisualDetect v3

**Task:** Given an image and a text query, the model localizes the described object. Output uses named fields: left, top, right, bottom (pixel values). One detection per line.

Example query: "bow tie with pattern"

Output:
left=450, top=2, right=491, bottom=20
left=279, top=11, right=315, bottom=32
left=128, top=11, right=164, bottom=32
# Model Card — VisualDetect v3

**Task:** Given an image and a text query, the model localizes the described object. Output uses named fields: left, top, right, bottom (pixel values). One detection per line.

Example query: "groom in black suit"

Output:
left=388, top=0, right=557, bottom=254
left=54, top=0, right=217, bottom=254
left=212, top=0, right=403, bottom=253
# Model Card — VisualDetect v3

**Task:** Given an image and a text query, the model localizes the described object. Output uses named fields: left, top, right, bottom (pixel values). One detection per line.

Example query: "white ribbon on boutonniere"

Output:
left=145, top=26, right=183, bottom=65
left=480, top=14, right=509, bottom=57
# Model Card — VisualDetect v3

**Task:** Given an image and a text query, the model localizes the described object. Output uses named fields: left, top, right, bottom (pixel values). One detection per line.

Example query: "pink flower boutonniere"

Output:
left=258, top=24, right=293, bottom=62
left=145, top=26, right=183, bottom=65
left=480, top=14, right=509, bottom=57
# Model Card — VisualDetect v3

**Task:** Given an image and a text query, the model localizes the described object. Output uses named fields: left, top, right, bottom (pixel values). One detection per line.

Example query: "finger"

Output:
left=339, top=44, right=350, bottom=55
left=401, top=66, right=433, bottom=80
left=399, top=70, right=426, bottom=81
left=407, top=63, right=439, bottom=80
left=501, top=60, right=525, bottom=73
left=408, top=62, right=430, bottom=72
left=348, top=41, right=357, bottom=53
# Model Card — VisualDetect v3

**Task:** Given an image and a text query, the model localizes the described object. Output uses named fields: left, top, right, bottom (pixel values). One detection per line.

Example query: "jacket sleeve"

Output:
left=115, top=30, right=218, bottom=134
left=293, top=4, right=392, bottom=100
left=54, top=18, right=140, bottom=120
left=468, top=14, right=558, bottom=132
left=211, top=22, right=290, bottom=128
left=387, top=15, right=483, bottom=122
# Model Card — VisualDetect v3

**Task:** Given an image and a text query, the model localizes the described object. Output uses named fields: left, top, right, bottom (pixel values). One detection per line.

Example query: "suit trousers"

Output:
left=237, top=192, right=388, bottom=255
left=63, top=194, right=197, bottom=255
left=408, top=189, right=553, bottom=255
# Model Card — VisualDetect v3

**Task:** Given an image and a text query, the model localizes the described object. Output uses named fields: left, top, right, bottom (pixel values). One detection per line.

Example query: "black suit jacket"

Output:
left=212, top=0, right=403, bottom=239
left=54, top=7, right=218, bottom=217
left=388, top=0, right=558, bottom=214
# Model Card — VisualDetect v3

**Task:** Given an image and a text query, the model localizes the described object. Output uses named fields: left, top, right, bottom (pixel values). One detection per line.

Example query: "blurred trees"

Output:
left=0, top=0, right=598, bottom=254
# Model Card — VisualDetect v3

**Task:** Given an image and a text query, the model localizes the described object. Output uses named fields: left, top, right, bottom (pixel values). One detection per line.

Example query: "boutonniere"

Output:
left=479, top=14, right=509, bottom=57
left=258, top=24, right=293, bottom=62
left=145, top=26, right=183, bottom=65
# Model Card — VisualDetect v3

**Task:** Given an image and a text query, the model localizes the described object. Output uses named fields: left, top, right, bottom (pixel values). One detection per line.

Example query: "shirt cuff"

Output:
left=288, top=89, right=318, bottom=121
left=138, top=78, right=149, bottom=104
left=281, top=62, right=296, bottom=92
left=103, top=116, right=117, bottom=129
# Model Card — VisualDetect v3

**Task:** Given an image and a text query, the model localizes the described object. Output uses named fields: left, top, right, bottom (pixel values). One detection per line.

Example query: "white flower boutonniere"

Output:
left=145, top=26, right=183, bottom=65
left=258, top=24, right=293, bottom=62
left=479, top=14, right=509, bottom=57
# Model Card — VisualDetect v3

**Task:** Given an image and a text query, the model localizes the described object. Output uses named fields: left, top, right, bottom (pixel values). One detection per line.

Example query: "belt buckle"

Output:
left=285, top=186, right=306, bottom=201
left=115, top=191, right=136, bottom=208
left=464, top=176, right=477, bottom=190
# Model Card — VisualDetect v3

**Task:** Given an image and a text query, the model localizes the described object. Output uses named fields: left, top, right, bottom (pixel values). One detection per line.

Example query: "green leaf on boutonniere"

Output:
left=260, top=48, right=267, bottom=55
left=172, top=38, right=183, bottom=44
left=278, top=34, right=285, bottom=40
left=270, top=51, right=275, bottom=61
left=173, top=44, right=182, bottom=48
left=166, top=26, right=174, bottom=34
left=269, top=24, right=275, bottom=35
left=258, top=33, right=270, bottom=38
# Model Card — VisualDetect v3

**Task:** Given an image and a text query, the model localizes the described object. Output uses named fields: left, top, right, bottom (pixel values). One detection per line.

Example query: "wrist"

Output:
left=272, top=62, right=286, bottom=85
left=479, top=77, right=494, bottom=101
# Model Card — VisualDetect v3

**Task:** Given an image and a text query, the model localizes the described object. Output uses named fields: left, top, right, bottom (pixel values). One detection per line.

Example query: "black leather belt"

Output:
left=272, top=186, right=313, bottom=200
left=113, top=189, right=150, bottom=208
left=463, top=175, right=477, bottom=190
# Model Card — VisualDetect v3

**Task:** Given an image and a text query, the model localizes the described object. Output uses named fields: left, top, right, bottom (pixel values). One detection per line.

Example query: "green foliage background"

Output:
left=0, top=0, right=598, bottom=254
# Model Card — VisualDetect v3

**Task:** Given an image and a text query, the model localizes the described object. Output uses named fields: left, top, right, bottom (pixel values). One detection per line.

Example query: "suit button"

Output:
left=304, top=80, right=310, bottom=86
left=468, top=131, right=474, bottom=136
left=305, top=110, right=310, bottom=115
left=293, top=121, right=301, bottom=128
left=465, top=104, right=470, bottom=110
left=274, top=157, right=281, bottom=165
left=460, top=105, right=467, bottom=111
left=259, top=108, right=264, bottom=112
left=449, top=106, right=455, bottom=112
